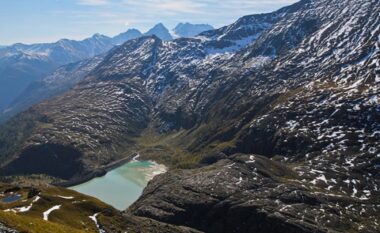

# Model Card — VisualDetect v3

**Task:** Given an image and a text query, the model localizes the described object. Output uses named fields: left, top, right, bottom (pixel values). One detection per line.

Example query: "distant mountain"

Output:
left=0, top=56, right=103, bottom=122
left=2, top=33, right=114, bottom=65
left=112, top=29, right=142, bottom=45
left=0, top=22, right=213, bottom=120
left=144, top=23, right=173, bottom=40
left=0, top=32, right=135, bottom=112
left=0, top=23, right=208, bottom=112
left=173, top=23, right=214, bottom=38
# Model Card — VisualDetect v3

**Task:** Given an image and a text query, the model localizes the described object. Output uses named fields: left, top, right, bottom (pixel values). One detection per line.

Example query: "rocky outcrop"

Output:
left=0, top=223, right=18, bottom=233
left=129, top=154, right=379, bottom=233
left=102, top=215, right=201, bottom=233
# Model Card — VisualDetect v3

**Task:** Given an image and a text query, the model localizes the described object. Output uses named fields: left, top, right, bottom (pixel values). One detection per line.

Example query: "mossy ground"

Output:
left=0, top=211, right=87, bottom=233
left=136, top=127, right=201, bottom=169
left=135, top=122, right=241, bottom=169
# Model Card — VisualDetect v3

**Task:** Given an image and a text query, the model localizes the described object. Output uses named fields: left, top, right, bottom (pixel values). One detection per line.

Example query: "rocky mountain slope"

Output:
left=0, top=0, right=379, bottom=232
left=0, top=25, right=155, bottom=113
left=0, top=23, right=214, bottom=122
left=0, top=9, right=284, bottom=178
left=129, top=153, right=379, bottom=233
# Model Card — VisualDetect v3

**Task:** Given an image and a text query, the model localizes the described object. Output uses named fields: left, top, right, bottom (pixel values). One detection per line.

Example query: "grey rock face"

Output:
left=130, top=154, right=378, bottom=233
left=0, top=223, right=19, bottom=233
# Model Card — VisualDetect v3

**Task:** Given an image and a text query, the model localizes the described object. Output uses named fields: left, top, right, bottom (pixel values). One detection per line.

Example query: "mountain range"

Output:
left=0, top=0, right=379, bottom=232
left=0, top=23, right=214, bottom=118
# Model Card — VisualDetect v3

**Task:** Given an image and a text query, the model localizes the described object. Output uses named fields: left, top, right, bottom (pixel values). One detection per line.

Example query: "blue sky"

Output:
left=0, top=0, right=298, bottom=45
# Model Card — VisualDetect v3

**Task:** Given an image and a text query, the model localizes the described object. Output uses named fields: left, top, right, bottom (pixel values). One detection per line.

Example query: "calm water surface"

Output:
left=2, top=194, right=22, bottom=203
left=70, top=160, right=166, bottom=210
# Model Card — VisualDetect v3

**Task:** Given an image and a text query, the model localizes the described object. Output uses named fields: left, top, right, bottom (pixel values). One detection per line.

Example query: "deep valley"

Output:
left=0, top=0, right=379, bottom=232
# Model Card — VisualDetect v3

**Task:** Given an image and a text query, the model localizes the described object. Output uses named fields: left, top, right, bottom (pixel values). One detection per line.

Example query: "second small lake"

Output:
left=1, top=194, right=22, bottom=203
left=70, top=160, right=166, bottom=210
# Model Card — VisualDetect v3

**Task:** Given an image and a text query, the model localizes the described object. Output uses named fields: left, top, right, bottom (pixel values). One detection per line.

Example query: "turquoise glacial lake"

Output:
left=70, top=160, right=166, bottom=210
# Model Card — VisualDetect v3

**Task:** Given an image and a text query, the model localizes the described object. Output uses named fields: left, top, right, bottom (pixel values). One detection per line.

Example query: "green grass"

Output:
left=0, top=184, right=128, bottom=233
left=0, top=211, right=89, bottom=233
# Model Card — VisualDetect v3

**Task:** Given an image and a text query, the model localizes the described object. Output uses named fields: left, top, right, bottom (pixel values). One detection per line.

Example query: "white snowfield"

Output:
left=43, top=205, right=61, bottom=221
left=4, top=196, right=40, bottom=213
left=89, top=213, right=106, bottom=233
left=57, top=195, right=74, bottom=199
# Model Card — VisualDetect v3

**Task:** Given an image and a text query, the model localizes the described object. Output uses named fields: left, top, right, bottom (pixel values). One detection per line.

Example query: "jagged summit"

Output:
left=144, top=23, right=173, bottom=41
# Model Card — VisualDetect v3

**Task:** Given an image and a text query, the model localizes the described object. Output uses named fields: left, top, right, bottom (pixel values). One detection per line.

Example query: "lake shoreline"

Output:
left=53, top=153, right=139, bottom=188
left=68, top=159, right=167, bottom=210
